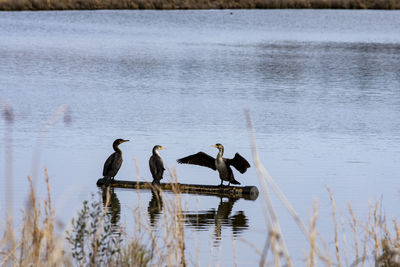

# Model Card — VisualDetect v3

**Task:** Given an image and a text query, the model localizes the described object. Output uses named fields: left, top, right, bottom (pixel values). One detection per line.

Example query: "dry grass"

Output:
left=0, top=0, right=399, bottom=10
left=1, top=172, right=70, bottom=266
left=2, top=172, right=399, bottom=266
left=244, top=111, right=400, bottom=266
left=2, top=106, right=400, bottom=266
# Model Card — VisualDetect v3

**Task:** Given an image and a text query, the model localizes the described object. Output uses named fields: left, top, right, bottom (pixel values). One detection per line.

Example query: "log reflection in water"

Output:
left=144, top=193, right=249, bottom=242
left=100, top=188, right=249, bottom=242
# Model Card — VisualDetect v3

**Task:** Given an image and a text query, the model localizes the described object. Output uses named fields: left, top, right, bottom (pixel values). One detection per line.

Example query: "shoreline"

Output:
left=1, top=0, right=399, bottom=11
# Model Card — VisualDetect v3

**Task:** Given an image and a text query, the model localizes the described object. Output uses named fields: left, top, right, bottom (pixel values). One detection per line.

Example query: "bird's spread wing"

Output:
left=177, top=152, right=216, bottom=170
left=226, top=153, right=250, bottom=174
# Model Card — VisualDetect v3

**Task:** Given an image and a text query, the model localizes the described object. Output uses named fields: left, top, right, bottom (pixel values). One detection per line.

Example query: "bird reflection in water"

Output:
left=147, top=189, right=163, bottom=228
left=146, top=192, right=248, bottom=242
left=100, top=188, right=248, bottom=242
left=183, top=197, right=248, bottom=243
left=101, top=187, right=121, bottom=228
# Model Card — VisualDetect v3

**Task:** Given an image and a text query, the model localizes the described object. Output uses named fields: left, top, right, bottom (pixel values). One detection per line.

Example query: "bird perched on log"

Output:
left=102, top=139, right=129, bottom=181
left=149, top=145, right=166, bottom=185
left=177, top=143, right=250, bottom=186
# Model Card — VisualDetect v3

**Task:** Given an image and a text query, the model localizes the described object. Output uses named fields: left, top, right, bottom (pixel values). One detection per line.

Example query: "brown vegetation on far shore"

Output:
left=0, top=0, right=399, bottom=10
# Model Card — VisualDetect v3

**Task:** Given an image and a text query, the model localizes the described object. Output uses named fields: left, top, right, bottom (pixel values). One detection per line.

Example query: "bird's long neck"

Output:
left=152, top=147, right=159, bottom=156
left=217, top=147, right=224, bottom=159
left=113, top=143, right=122, bottom=153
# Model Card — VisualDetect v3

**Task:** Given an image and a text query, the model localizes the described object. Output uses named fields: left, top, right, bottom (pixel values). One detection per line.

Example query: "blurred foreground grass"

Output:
left=1, top=165, right=400, bottom=266
left=1, top=106, right=400, bottom=266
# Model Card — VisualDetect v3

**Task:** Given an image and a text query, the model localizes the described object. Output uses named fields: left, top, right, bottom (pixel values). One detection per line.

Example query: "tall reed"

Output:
left=2, top=105, right=400, bottom=266
left=244, top=111, right=400, bottom=266
left=2, top=148, right=400, bottom=266
left=1, top=171, right=70, bottom=266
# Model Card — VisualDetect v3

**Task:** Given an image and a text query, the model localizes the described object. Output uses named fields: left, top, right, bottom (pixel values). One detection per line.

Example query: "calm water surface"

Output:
left=1, top=10, right=400, bottom=265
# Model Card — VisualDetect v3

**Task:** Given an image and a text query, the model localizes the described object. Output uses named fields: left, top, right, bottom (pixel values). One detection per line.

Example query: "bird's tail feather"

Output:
left=230, top=179, right=240, bottom=185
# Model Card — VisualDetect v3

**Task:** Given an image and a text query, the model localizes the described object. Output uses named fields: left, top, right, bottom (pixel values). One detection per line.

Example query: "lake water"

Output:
left=1, top=9, right=400, bottom=265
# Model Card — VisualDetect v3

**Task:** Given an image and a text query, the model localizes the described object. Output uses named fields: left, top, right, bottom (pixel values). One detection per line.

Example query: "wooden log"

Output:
left=97, top=178, right=259, bottom=200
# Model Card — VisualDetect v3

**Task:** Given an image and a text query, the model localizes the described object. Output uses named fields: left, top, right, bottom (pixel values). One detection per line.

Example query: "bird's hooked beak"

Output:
left=212, top=144, right=218, bottom=148
left=122, top=139, right=130, bottom=143
left=159, top=146, right=166, bottom=150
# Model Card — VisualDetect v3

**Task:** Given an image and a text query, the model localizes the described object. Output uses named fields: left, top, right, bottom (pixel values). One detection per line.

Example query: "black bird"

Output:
left=177, top=143, right=250, bottom=186
left=102, top=138, right=129, bottom=180
left=149, top=145, right=166, bottom=185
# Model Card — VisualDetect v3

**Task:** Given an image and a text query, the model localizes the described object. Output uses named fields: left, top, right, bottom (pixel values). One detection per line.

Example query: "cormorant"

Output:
left=149, top=145, right=166, bottom=185
left=177, top=143, right=250, bottom=186
left=102, top=139, right=129, bottom=180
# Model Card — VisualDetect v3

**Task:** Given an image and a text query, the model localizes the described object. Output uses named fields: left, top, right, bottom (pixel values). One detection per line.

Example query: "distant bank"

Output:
left=0, top=0, right=399, bottom=10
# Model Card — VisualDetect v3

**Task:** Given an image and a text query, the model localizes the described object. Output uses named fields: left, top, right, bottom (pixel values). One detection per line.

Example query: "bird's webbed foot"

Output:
left=104, top=177, right=112, bottom=186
